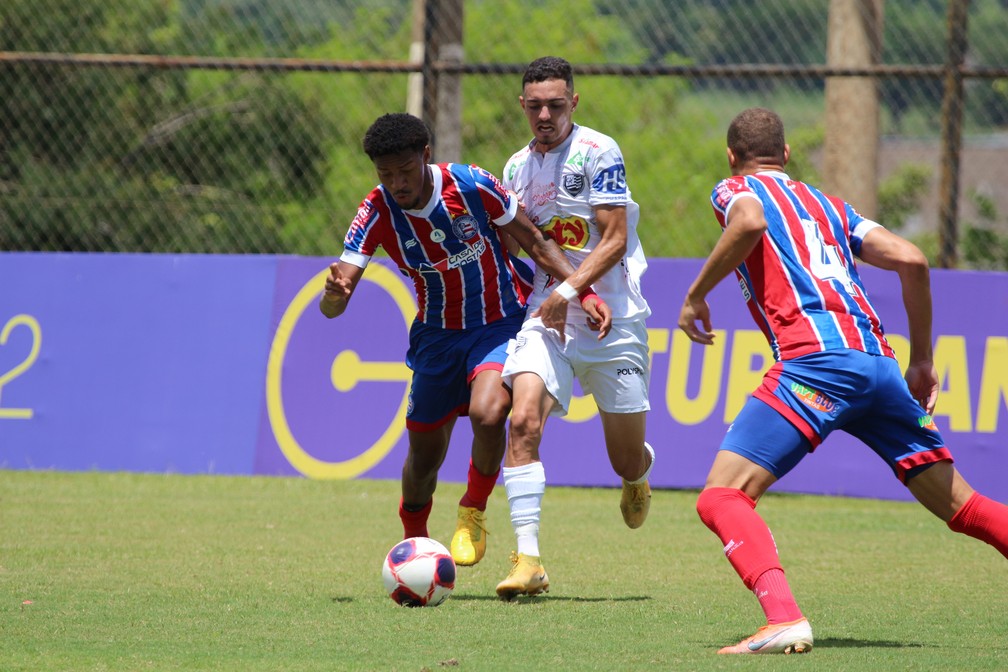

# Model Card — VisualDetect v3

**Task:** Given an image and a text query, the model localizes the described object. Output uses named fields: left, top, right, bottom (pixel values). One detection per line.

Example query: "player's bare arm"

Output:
left=319, top=261, right=364, bottom=319
left=679, top=197, right=767, bottom=345
left=532, top=203, right=629, bottom=340
left=505, top=208, right=591, bottom=337
left=858, top=226, right=938, bottom=412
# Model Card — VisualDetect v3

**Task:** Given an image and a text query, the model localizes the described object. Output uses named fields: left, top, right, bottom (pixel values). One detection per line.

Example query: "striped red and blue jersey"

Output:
left=341, top=163, right=533, bottom=330
left=711, top=170, right=895, bottom=362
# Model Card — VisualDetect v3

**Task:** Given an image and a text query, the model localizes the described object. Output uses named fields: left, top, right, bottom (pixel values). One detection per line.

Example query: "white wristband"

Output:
left=553, top=280, right=579, bottom=302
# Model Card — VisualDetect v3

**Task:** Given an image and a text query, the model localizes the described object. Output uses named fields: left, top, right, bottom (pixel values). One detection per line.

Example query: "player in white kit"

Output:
left=495, top=56, right=655, bottom=600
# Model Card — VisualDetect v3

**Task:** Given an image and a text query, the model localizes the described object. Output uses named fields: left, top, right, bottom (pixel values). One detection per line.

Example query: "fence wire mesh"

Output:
left=1, top=0, right=1007, bottom=268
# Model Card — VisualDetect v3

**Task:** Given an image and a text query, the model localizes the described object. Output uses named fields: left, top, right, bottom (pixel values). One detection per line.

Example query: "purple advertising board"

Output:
left=1, top=252, right=1006, bottom=503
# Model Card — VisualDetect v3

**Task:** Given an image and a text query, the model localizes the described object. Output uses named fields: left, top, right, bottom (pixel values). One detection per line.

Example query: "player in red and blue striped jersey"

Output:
left=679, top=107, right=1008, bottom=655
left=321, top=113, right=609, bottom=567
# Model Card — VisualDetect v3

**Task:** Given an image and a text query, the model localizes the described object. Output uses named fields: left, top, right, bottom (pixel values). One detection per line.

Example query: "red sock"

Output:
left=697, top=487, right=803, bottom=622
left=458, top=460, right=499, bottom=511
left=948, top=492, right=1008, bottom=558
left=753, top=569, right=803, bottom=624
left=399, top=498, right=432, bottom=539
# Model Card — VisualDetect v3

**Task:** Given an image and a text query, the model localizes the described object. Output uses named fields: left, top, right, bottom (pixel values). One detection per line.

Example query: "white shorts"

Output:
left=501, top=317, right=650, bottom=416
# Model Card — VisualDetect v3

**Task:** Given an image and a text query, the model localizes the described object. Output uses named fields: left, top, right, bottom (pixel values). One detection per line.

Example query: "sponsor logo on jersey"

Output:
left=415, top=238, right=488, bottom=274
left=430, top=229, right=446, bottom=243
left=530, top=181, right=558, bottom=207
left=445, top=238, right=487, bottom=269
left=349, top=200, right=376, bottom=238
left=451, top=214, right=480, bottom=241
left=543, top=215, right=589, bottom=251
left=475, top=165, right=511, bottom=200
left=562, top=174, right=585, bottom=197
left=616, top=366, right=644, bottom=376
left=565, top=150, right=587, bottom=169
left=592, top=163, right=627, bottom=194
left=918, top=414, right=938, bottom=431
left=791, top=382, right=836, bottom=413
left=715, top=179, right=736, bottom=206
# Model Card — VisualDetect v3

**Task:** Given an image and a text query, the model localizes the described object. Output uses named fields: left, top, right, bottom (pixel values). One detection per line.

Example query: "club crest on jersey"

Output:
left=430, top=229, right=446, bottom=243
left=562, top=174, right=585, bottom=196
left=451, top=214, right=480, bottom=241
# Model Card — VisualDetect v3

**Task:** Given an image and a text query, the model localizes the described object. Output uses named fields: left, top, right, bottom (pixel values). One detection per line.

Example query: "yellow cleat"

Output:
left=717, top=618, right=814, bottom=655
left=450, top=506, right=488, bottom=566
left=620, top=479, right=651, bottom=529
left=496, top=551, right=549, bottom=601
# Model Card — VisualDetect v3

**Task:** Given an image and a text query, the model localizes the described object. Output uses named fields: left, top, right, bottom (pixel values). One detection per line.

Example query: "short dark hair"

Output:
left=362, top=113, right=430, bottom=160
left=522, top=56, right=574, bottom=91
left=727, top=107, right=786, bottom=165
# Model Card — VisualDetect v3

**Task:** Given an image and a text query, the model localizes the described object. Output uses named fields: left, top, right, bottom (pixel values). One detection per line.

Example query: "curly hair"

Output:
left=727, top=107, right=786, bottom=165
left=521, top=56, right=574, bottom=91
left=362, top=113, right=430, bottom=160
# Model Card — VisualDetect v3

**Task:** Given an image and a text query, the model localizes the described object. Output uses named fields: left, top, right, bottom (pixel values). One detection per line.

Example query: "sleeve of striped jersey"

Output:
left=471, top=165, right=518, bottom=226
left=846, top=202, right=883, bottom=257
left=341, top=196, right=380, bottom=266
left=711, top=178, right=759, bottom=224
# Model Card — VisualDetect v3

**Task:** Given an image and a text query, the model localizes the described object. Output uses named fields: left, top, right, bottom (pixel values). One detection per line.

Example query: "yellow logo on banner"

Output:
left=265, top=263, right=415, bottom=479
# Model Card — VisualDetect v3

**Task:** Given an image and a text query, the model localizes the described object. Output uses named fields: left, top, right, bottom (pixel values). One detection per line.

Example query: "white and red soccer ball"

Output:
left=381, top=537, right=456, bottom=607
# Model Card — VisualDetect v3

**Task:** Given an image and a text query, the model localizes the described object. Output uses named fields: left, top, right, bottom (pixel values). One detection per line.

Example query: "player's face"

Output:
left=521, top=78, right=577, bottom=152
left=373, top=148, right=431, bottom=210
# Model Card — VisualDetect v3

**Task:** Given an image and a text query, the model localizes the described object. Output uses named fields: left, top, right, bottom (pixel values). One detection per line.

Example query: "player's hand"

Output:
left=534, top=290, right=569, bottom=339
left=904, top=359, right=939, bottom=416
left=320, top=262, right=353, bottom=318
left=323, top=263, right=353, bottom=300
left=678, top=296, right=715, bottom=345
left=581, top=295, right=612, bottom=340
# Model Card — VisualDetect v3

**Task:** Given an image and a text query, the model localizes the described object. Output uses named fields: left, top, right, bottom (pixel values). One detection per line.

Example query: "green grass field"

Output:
left=2, top=470, right=1005, bottom=671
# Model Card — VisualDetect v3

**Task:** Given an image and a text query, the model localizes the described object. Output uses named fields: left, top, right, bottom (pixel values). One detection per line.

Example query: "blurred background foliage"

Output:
left=1, top=0, right=1007, bottom=267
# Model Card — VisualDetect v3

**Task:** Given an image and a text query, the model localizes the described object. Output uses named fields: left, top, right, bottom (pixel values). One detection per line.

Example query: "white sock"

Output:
left=503, top=461, right=546, bottom=557
left=625, top=442, right=655, bottom=485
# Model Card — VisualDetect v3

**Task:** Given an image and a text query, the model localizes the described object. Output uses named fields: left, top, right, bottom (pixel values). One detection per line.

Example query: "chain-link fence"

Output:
left=2, top=0, right=1007, bottom=267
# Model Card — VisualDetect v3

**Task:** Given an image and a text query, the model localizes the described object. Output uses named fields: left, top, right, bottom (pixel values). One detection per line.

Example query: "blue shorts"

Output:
left=404, top=310, right=525, bottom=432
left=722, top=350, right=951, bottom=483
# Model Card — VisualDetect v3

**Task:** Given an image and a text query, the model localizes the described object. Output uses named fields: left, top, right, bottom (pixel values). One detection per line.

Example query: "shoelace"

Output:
left=461, top=510, right=488, bottom=534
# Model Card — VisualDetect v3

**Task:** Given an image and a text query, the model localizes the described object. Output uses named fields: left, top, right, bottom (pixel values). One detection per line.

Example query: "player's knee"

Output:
left=696, top=487, right=751, bottom=529
left=468, top=400, right=509, bottom=432
left=508, top=406, right=543, bottom=446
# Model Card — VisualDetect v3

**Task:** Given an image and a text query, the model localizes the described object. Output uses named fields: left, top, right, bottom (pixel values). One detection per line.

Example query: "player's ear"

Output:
left=726, top=147, right=736, bottom=168
left=423, top=145, right=431, bottom=162
left=571, top=92, right=579, bottom=111
left=783, top=143, right=791, bottom=166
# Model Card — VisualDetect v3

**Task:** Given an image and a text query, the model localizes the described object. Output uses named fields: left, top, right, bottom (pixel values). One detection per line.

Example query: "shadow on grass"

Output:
left=451, top=594, right=652, bottom=603
left=815, top=637, right=925, bottom=649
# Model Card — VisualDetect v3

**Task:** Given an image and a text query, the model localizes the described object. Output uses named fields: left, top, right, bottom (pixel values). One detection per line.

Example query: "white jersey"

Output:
left=502, top=124, right=650, bottom=323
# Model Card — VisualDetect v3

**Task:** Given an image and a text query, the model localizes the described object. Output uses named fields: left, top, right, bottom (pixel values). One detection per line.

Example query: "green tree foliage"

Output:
left=0, top=0, right=331, bottom=253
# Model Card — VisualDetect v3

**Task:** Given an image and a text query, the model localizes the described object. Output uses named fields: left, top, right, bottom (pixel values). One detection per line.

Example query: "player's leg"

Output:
left=400, top=421, right=455, bottom=538
left=597, top=410, right=653, bottom=528
left=450, top=314, right=524, bottom=566
left=399, top=321, right=469, bottom=540
left=853, top=354, right=1008, bottom=558
left=698, top=398, right=813, bottom=654
left=495, top=370, right=556, bottom=599
left=578, top=321, right=653, bottom=528
left=450, top=367, right=509, bottom=566
left=907, top=461, right=1008, bottom=557
left=495, top=318, right=568, bottom=599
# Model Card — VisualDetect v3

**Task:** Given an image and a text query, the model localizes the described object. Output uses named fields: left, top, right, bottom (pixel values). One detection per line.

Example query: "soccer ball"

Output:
left=381, top=537, right=456, bottom=607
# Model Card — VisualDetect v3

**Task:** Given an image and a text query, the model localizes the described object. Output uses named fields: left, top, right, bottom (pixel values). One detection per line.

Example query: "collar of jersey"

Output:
left=403, top=164, right=443, bottom=217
